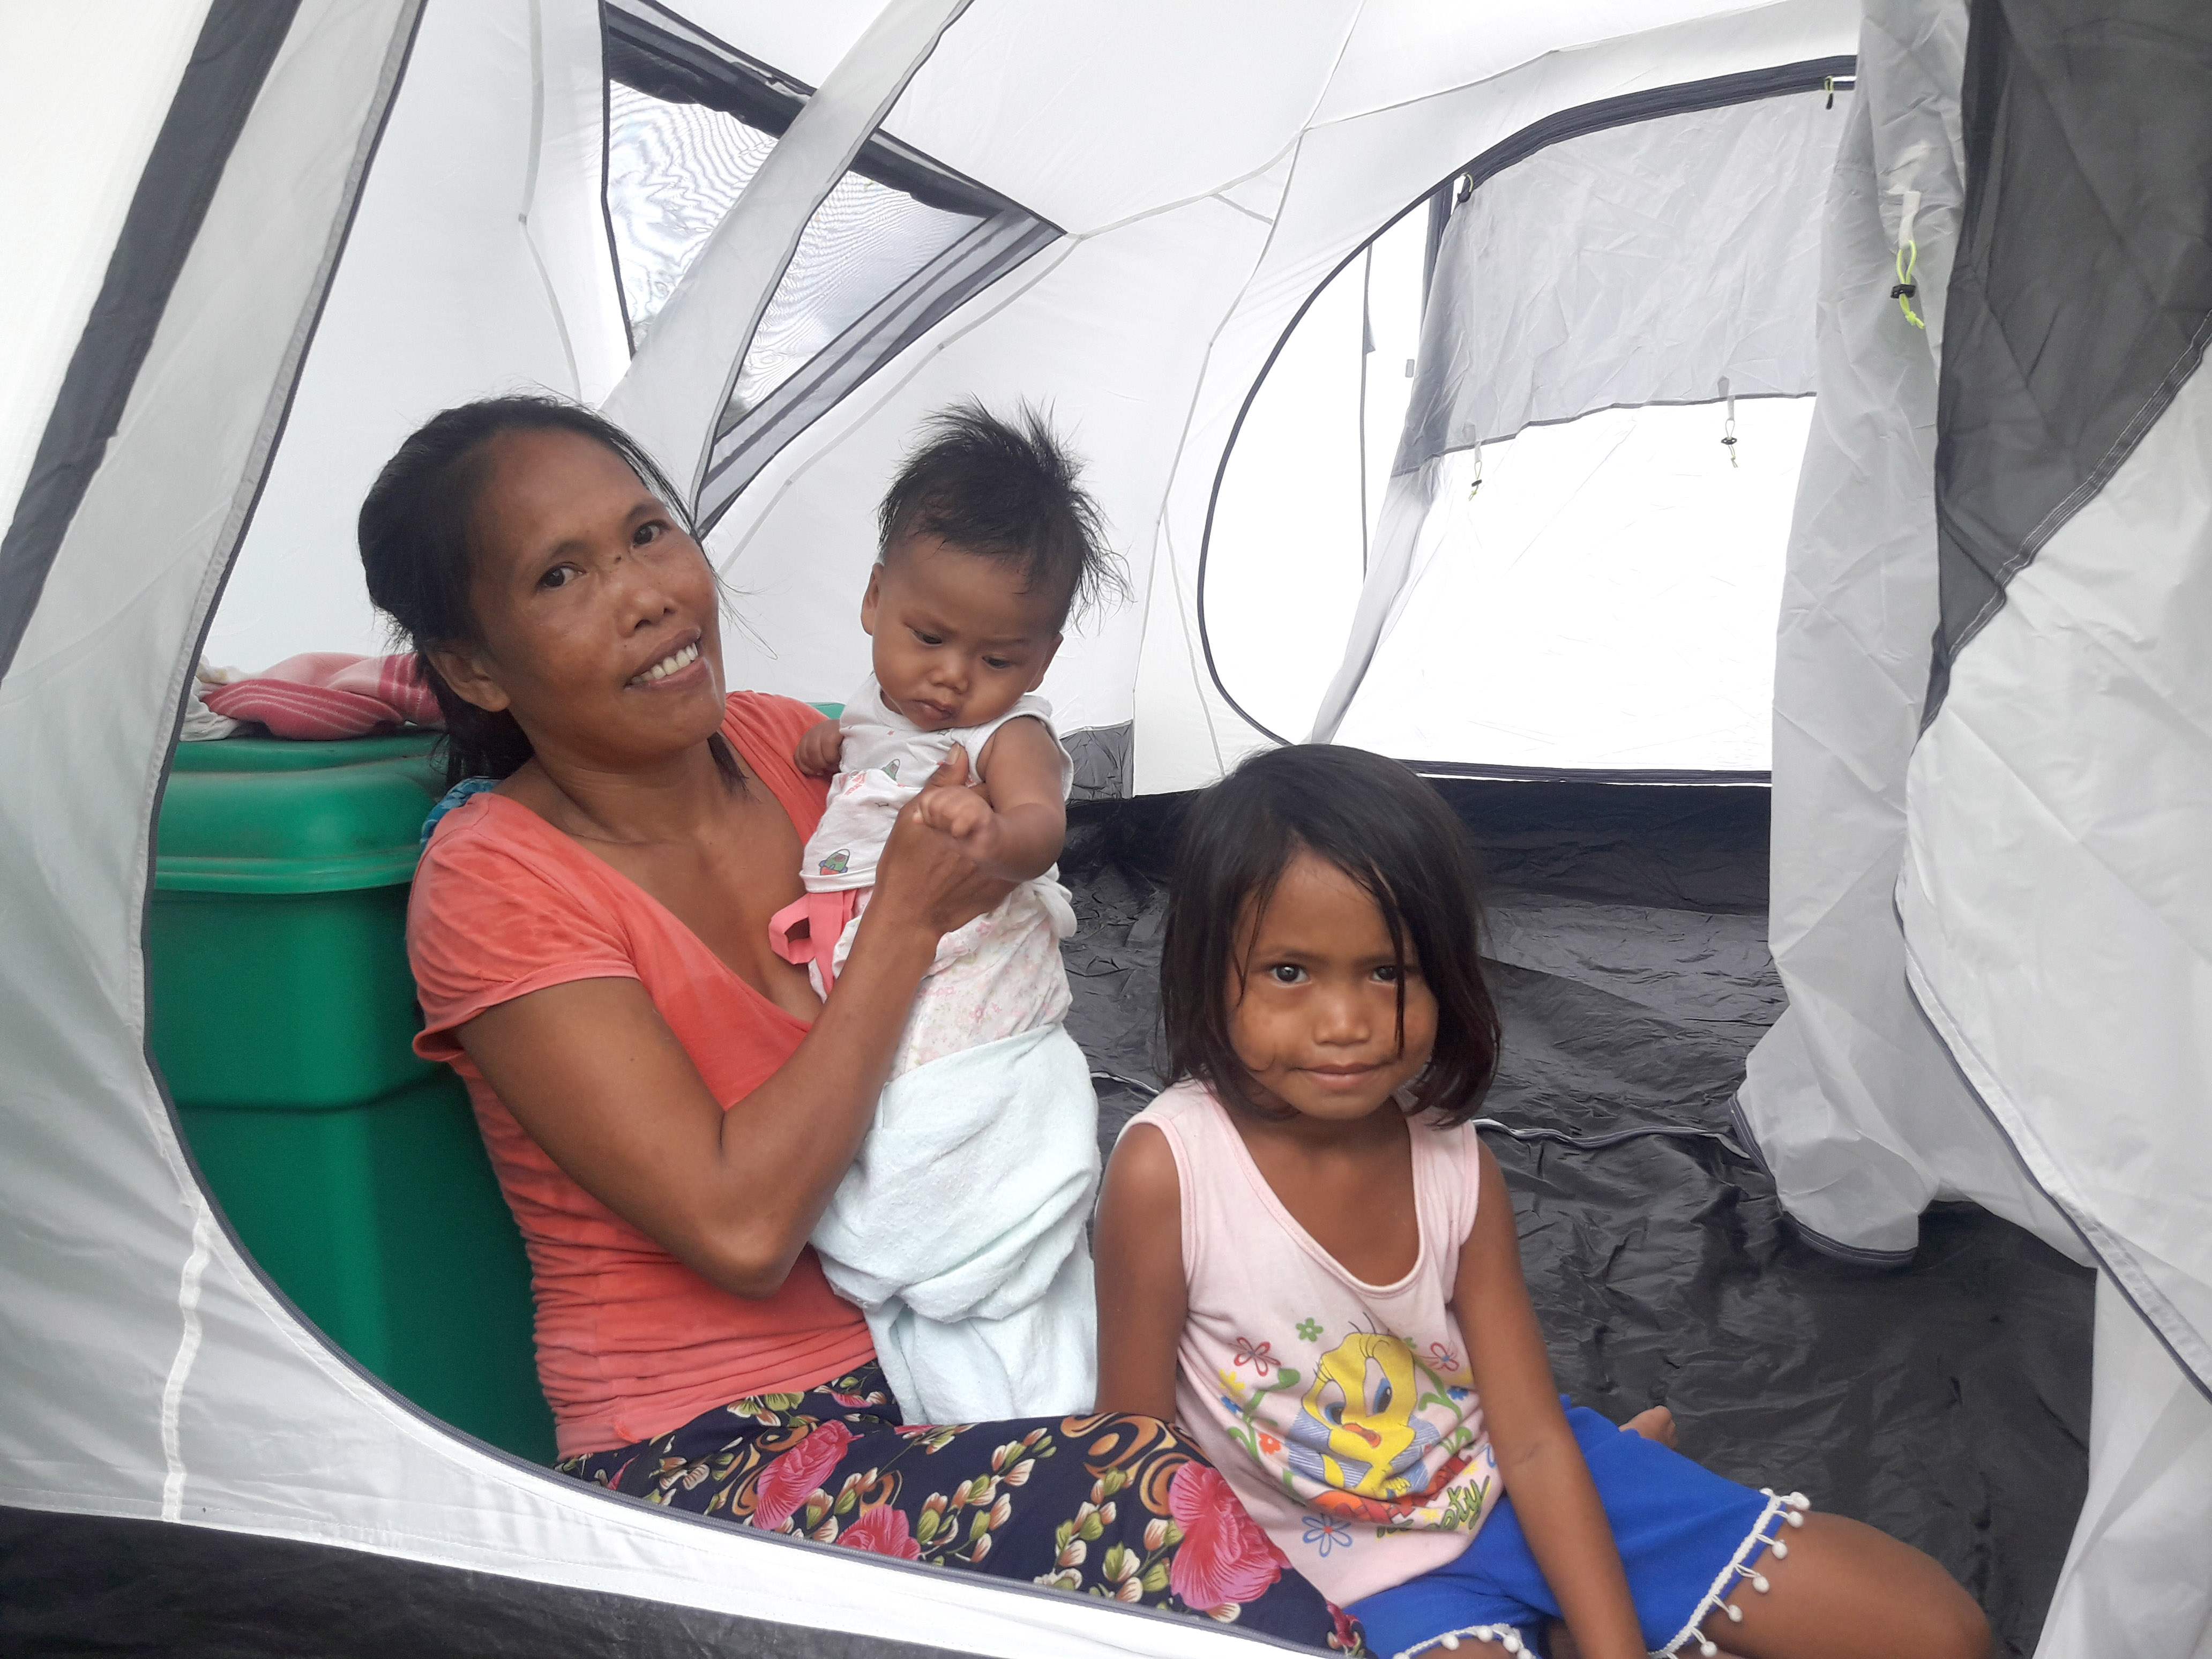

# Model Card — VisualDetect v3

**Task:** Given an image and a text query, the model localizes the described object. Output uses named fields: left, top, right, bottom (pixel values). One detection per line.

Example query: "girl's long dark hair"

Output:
left=1159, top=744, right=1501, bottom=1125
left=357, top=394, right=708, bottom=787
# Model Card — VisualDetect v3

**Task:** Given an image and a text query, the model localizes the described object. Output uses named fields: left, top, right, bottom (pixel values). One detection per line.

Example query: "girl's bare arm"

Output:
left=1452, top=1141, right=1646, bottom=1659
left=1092, top=1123, right=1190, bottom=1421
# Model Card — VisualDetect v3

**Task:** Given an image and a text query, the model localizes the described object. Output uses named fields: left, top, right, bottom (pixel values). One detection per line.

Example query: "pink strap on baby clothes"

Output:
left=767, top=890, right=863, bottom=993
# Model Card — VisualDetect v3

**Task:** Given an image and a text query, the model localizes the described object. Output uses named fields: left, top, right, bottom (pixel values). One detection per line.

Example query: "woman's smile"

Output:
left=626, top=634, right=705, bottom=689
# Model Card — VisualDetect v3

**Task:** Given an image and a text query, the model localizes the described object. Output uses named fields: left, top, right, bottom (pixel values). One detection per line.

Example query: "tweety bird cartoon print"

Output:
left=1215, top=1321, right=1499, bottom=1542
left=1284, top=1332, right=1440, bottom=1496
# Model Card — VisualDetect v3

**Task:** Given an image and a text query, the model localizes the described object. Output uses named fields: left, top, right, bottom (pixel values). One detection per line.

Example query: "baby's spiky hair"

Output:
left=877, top=400, right=1127, bottom=627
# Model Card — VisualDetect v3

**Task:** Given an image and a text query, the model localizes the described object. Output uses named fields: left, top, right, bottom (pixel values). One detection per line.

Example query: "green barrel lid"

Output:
left=158, top=730, right=447, bottom=894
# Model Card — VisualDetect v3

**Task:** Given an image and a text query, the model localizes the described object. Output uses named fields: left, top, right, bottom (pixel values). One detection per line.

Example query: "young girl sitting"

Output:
left=775, top=402, right=1124, bottom=1426
left=1093, top=745, right=1992, bottom=1659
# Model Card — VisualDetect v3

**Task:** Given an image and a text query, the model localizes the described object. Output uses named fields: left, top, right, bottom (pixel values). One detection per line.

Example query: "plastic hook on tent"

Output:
left=1891, top=240, right=1926, bottom=329
left=1719, top=376, right=1738, bottom=467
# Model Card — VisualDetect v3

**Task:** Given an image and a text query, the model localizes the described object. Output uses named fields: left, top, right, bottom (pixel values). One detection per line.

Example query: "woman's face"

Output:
left=434, top=427, right=727, bottom=768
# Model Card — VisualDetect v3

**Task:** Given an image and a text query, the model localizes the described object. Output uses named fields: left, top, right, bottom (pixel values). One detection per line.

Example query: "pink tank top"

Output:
left=1128, top=1081, right=1502, bottom=1604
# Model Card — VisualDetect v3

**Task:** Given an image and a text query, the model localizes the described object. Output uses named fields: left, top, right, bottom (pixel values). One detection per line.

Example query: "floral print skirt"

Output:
left=558, top=1362, right=1363, bottom=1651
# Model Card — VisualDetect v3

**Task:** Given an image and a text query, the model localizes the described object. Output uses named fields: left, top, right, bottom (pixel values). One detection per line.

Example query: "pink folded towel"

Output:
left=200, top=652, right=442, bottom=739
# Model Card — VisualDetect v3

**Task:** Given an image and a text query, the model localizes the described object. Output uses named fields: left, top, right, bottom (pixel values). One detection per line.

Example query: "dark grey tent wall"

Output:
left=1925, top=0, right=2212, bottom=719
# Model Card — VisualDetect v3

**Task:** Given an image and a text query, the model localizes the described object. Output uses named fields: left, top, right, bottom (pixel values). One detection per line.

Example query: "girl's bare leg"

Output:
left=1703, top=1512, right=1991, bottom=1659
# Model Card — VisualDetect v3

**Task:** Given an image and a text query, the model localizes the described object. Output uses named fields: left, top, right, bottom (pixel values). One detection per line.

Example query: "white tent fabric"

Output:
left=209, top=0, right=625, bottom=672
left=7, top=0, right=2208, bottom=1651
left=1735, top=0, right=2068, bottom=1261
left=1306, top=84, right=1844, bottom=755
left=1734, top=2, right=2212, bottom=1646
left=694, top=0, right=1861, bottom=791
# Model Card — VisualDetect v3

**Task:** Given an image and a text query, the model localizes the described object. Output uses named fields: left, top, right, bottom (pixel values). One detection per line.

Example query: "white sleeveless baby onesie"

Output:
left=794, top=675, right=1098, bottom=1425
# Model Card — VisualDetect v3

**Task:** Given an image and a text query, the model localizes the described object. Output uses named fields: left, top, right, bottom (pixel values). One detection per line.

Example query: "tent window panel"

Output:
left=1204, top=208, right=1428, bottom=741
left=1335, top=397, right=1814, bottom=773
left=606, top=85, right=775, bottom=345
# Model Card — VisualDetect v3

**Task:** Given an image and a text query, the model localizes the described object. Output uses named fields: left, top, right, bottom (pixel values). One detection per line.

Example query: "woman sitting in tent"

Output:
left=358, top=395, right=1354, bottom=1648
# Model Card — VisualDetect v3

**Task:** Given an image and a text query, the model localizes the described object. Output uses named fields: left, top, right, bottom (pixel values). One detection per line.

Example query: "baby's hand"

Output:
left=795, top=718, right=843, bottom=777
left=915, top=748, right=1003, bottom=863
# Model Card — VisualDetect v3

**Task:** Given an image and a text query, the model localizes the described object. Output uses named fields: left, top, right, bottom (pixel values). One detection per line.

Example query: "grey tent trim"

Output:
left=696, top=206, right=1062, bottom=532
left=0, top=1, right=300, bottom=684
left=1190, top=54, right=1856, bottom=754
left=1922, top=0, right=2212, bottom=724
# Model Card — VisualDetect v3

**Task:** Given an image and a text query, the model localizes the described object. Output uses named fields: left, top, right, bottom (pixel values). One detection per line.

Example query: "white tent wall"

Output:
left=1734, top=0, right=2070, bottom=1261
left=1737, top=0, right=2212, bottom=1648
left=1304, top=84, right=1846, bottom=766
left=2037, top=1277, right=2212, bottom=1655
left=0, top=5, right=210, bottom=543
left=1128, top=0, right=1860, bottom=794
left=1902, top=360, right=2212, bottom=1650
left=205, top=0, right=625, bottom=675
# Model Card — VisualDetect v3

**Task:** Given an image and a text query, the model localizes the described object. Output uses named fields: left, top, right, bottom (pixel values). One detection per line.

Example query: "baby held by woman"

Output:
left=775, top=403, right=1123, bottom=1425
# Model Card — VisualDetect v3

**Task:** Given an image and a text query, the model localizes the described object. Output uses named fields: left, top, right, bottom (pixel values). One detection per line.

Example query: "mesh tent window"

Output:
left=600, top=0, right=1060, bottom=533
left=1198, top=59, right=1851, bottom=778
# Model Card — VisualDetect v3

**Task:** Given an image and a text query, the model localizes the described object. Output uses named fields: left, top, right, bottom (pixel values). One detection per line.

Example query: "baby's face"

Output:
left=861, top=532, right=1064, bottom=731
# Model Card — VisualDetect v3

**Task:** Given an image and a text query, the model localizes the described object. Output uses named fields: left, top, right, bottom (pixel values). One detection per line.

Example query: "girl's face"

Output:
left=430, top=428, right=728, bottom=767
left=1227, top=849, right=1438, bottom=1123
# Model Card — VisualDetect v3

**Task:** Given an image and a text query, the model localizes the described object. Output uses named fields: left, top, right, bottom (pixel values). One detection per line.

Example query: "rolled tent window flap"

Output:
left=1273, top=70, right=1848, bottom=764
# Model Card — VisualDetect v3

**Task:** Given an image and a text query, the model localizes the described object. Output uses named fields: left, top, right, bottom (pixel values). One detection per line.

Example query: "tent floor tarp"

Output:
left=1063, top=782, right=2095, bottom=1658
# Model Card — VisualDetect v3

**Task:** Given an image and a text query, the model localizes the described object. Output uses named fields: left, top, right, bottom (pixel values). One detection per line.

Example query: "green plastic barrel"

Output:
left=150, top=731, right=555, bottom=1463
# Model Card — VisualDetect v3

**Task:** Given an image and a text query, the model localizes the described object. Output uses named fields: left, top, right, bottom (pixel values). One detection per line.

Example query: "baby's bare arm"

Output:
left=912, top=717, right=1065, bottom=882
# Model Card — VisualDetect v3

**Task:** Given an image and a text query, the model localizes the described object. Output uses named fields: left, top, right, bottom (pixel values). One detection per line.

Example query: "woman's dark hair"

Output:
left=1159, top=744, right=1501, bottom=1125
left=877, top=399, right=1127, bottom=628
left=358, top=393, right=723, bottom=787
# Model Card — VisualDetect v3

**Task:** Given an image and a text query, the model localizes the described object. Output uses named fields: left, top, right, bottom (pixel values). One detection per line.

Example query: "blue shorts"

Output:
left=1347, top=1407, right=1802, bottom=1659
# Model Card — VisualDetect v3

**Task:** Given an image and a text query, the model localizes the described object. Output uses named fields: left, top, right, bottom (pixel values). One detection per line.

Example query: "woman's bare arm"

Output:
left=1453, top=1142, right=1645, bottom=1659
left=1092, top=1123, right=1189, bottom=1421
left=456, top=753, right=1010, bottom=1299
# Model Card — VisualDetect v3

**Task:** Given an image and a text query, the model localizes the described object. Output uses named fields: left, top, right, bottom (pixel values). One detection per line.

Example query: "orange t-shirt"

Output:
left=408, top=691, right=876, bottom=1459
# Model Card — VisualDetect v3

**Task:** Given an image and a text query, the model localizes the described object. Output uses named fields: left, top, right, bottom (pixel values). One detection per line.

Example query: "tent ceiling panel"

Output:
left=0, top=2, right=208, bottom=544
left=1311, top=0, right=1851, bottom=126
left=208, top=0, right=622, bottom=674
left=881, top=0, right=1361, bottom=234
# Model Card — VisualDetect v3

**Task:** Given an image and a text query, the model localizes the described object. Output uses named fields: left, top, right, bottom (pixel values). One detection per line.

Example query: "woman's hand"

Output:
left=454, top=750, right=1017, bottom=1307
left=868, top=744, right=1014, bottom=939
